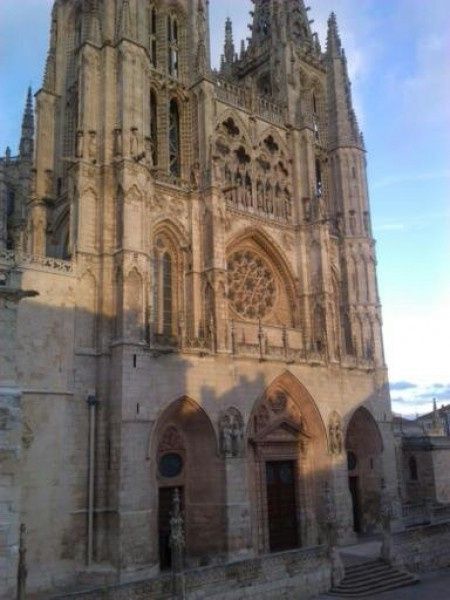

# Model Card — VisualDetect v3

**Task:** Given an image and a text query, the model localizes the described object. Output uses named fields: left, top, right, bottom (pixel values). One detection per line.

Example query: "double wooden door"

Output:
left=266, top=460, right=299, bottom=552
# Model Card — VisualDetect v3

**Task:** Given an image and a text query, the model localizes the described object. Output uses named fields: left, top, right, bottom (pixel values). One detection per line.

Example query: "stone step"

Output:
left=342, top=566, right=406, bottom=585
left=328, top=559, right=419, bottom=598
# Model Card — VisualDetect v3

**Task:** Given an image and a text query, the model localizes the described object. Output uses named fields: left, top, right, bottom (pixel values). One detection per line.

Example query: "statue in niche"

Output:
left=130, top=128, right=139, bottom=157
left=244, top=173, right=252, bottom=207
left=363, top=211, right=371, bottom=235
left=45, top=170, right=53, bottom=196
left=212, top=156, right=222, bottom=186
left=265, top=183, right=273, bottom=214
left=114, top=128, right=123, bottom=157
left=76, top=130, right=84, bottom=158
left=88, top=131, right=97, bottom=161
left=257, top=180, right=264, bottom=211
left=190, top=161, right=200, bottom=188
left=235, top=170, right=243, bottom=206
left=328, top=414, right=343, bottom=455
left=219, top=407, right=244, bottom=458
left=144, top=136, right=153, bottom=168
left=349, top=210, right=356, bottom=235
left=284, top=190, right=292, bottom=221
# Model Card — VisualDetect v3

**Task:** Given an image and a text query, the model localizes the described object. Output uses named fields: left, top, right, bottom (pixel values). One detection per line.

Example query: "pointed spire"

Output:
left=240, top=39, right=246, bottom=60
left=326, top=12, right=342, bottom=58
left=43, top=6, right=57, bottom=92
left=326, top=12, right=362, bottom=149
left=19, top=87, right=34, bottom=160
left=221, top=17, right=236, bottom=76
left=224, top=17, right=236, bottom=65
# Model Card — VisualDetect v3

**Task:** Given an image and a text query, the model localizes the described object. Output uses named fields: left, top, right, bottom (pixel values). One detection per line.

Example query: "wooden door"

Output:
left=348, top=476, right=361, bottom=533
left=158, top=486, right=183, bottom=570
left=266, top=460, right=299, bottom=552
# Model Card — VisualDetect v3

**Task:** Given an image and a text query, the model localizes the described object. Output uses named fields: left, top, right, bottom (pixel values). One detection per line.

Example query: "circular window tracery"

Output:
left=227, top=250, right=276, bottom=320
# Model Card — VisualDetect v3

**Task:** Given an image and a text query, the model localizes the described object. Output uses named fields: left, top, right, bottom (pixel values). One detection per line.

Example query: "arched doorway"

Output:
left=248, top=372, right=328, bottom=553
left=345, top=407, right=384, bottom=534
left=153, top=397, right=226, bottom=569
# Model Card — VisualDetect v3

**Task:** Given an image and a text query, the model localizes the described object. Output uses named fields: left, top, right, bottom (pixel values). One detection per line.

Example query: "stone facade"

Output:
left=0, top=1, right=402, bottom=598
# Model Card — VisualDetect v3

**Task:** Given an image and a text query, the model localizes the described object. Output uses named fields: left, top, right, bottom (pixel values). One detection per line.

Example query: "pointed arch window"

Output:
left=148, top=5, right=157, bottom=67
left=169, top=99, right=181, bottom=178
left=315, top=158, right=322, bottom=197
left=153, top=234, right=181, bottom=344
left=409, top=456, right=418, bottom=481
left=150, top=89, right=158, bottom=165
left=167, top=15, right=179, bottom=78
left=162, top=252, right=173, bottom=336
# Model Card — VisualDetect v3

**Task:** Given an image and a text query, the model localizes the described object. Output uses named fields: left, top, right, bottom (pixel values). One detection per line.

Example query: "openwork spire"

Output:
left=43, top=5, right=57, bottom=92
left=326, top=12, right=363, bottom=149
left=326, top=12, right=342, bottom=58
left=19, top=87, right=34, bottom=159
left=220, top=17, right=236, bottom=76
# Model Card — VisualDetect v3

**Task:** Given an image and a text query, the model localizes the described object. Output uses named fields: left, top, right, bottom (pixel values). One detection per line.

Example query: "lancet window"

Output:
left=169, top=99, right=181, bottom=178
left=153, top=234, right=180, bottom=342
left=150, top=89, right=158, bottom=165
left=148, top=5, right=157, bottom=67
left=167, top=15, right=179, bottom=78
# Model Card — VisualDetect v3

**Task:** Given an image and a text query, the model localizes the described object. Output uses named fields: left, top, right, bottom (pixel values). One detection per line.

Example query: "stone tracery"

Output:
left=214, top=117, right=293, bottom=223
left=227, top=249, right=276, bottom=321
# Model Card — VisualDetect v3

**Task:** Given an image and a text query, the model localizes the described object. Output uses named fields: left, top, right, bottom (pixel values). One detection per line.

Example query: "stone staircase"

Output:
left=328, top=559, right=419, bottom=597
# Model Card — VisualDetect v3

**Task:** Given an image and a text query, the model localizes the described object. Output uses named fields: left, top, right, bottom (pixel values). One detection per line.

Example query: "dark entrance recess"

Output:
left=158, top=486, right=184, bottom=570
left=266, top=460, right=299, bottom=552
left=348, top=476, right=361, bottom=533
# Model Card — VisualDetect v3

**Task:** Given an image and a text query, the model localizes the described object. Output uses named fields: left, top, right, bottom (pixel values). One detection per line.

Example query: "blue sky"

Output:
left=0, top=1, right=449, bottom=416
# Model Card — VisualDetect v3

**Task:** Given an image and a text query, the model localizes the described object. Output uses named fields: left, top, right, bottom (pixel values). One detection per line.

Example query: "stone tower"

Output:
left=0, top=2, right=399, bottom=598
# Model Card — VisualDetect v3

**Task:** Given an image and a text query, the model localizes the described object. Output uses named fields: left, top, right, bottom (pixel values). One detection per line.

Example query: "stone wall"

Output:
left=0, top=390, right=22, bottom=600
left=392, top=523, right=450, bottom=572
left=48, top=546, right=330, bottom=600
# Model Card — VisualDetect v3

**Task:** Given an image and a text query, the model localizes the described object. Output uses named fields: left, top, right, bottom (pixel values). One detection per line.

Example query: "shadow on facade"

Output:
left=0, top=278, right=393, bottom=597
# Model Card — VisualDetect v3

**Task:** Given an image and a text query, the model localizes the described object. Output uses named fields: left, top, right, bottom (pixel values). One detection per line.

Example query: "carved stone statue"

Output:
left=114, top=128, right=123, bottom=157
left=88, top=130, right=97, bottom=161
left=76, top=130, right=84, bottom=158
left=219, top=407, right=244, bottom=458
left=328, top=413, right=343, bottom=455
left=130, top=128, right=139, bottom=157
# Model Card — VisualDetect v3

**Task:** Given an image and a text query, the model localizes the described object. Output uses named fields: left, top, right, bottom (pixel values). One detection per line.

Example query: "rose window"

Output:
left=227, top=250, right=276, bottom=320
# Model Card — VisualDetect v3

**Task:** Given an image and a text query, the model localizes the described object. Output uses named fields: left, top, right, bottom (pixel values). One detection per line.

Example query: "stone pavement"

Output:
left=318, top=567, right=450, bottom=599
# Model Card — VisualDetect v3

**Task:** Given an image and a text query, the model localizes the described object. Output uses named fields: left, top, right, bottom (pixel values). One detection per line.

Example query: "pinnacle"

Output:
left=22, top=87, right=34, bottom=129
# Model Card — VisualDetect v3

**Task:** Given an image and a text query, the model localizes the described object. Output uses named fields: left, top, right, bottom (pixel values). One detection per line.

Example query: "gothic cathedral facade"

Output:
left=0, top=1, right=399, bottom=598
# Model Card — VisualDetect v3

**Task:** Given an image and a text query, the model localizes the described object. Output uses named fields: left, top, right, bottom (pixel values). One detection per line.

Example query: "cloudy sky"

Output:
left=0, top=1, right=449, bottom=416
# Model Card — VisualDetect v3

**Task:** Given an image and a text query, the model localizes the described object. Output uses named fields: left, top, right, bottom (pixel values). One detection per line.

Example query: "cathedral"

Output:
left=0, top=1, right=402, bottom=598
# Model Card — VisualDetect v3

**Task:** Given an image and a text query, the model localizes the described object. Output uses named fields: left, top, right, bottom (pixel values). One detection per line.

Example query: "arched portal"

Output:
left=248, top=372, right=328, bottom=553
left=345, top=406, right=384, bottom=534
left=152, top=397, right=226, bottom=570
